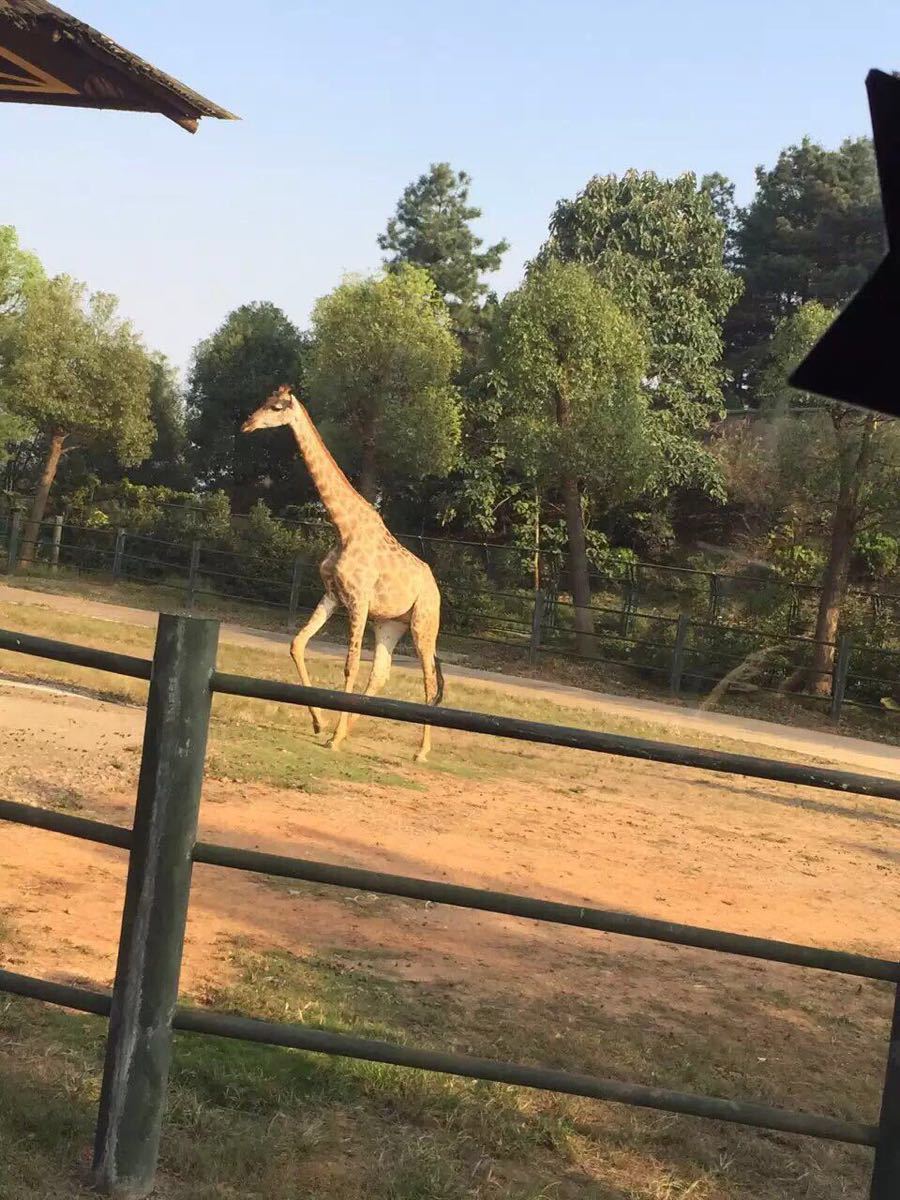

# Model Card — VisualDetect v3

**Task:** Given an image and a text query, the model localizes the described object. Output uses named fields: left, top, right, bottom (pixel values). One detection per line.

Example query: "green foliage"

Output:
left=187, top=302, right=309, bottom=509
left=378, top=163, right=508, bottom=324
left=492, top=260, right=654, bottom=501
left=131, top=354, right=191, bottom=488
left=766, top=526, right=826, bottom=584
left=731, top=137, right=882, bottom=384
left=853, top=531, right=899, bottom=581
left=232, top=499, right=330, bottom=584
left=307, top=265, right=462, bottom=499
left=542, top=169, right=741, bottom=495
left=66, top=480, right=232, bottom=544
left=759, top=300, right=834, bottom=410
left=0, top=228, right=44, bottom=466
left=0, top=224, right=43, bottom=318
left=760, top=302, right=900, bottom=535
left=429, top=546, right=496, bottom=634
left=5, top=275, right=153, bottom=465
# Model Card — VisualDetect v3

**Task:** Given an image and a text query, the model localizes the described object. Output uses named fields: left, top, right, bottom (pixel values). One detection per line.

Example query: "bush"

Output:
left=853, top=531, right=899, bottom=583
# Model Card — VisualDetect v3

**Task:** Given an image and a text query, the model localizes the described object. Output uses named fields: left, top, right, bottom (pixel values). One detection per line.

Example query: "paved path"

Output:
left=0, top=581, right=897, bottom=779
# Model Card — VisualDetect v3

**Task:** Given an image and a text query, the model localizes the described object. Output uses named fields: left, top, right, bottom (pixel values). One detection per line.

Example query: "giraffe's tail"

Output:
left=433, top=657, right=444, bottom=706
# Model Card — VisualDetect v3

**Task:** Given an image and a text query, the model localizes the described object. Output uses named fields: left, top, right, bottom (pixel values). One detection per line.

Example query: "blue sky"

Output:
left=3, top=1, right=897, bottom=374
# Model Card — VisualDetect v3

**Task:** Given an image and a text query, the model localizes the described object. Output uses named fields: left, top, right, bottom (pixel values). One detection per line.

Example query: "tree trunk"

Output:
left=533, top=489, right=541, bottom=592
left=787, top=411, right=875, bottom=695
left=804, top=479, right=856, bottom=695
left=18, top=431, right=66, bottom=568
left=358, top=435, right=378, bottom=504
left=561, top=474, right=594, bottom=656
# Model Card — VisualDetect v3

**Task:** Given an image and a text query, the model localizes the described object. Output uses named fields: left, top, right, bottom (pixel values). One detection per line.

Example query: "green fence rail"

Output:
left=0, top=614, right=899, bottom=1197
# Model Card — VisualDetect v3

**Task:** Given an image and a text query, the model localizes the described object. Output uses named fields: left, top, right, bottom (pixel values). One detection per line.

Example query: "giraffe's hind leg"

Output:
left=347, top=619, right=406, bottom=732
left=410, top=597, right=442, bottom=764
left=290, top=593, right=338, bottom=734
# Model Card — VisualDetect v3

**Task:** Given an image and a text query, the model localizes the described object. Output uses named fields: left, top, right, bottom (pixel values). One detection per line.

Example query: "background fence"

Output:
left=0, top=614, right=899, bottom=1197
left=2, top=508, right=898, bottom=718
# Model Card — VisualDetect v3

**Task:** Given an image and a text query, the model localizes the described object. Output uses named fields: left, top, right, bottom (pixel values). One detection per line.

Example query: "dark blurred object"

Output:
left=791, top=70, right=900, bottom=417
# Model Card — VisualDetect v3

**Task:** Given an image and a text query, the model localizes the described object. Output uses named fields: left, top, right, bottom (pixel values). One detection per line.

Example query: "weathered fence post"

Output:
left=670, top=614, right=690, bottom=696
left=529, top=589, right=546, bottom=666
left=288, top=554, right=304, bottom=625
left=50, top=515, right=63, bottom=572
left=185, top=540, right=201, bottom=612
left=830, top=634, right=852, bottom=722
left=870, top=982, right=900, bottom=1198
left=92, top=613, right=219, bottom=1198
left=6, top=509, right=21, bottom=575
left=620, top=563, right=638, bottom=638
left=707, top=573, right=721, bottom=623
left=112, top=529, right=126, bottom=579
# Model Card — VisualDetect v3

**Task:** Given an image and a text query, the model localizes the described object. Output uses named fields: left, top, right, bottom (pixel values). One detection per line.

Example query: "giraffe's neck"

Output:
left=288, top=407, right=374, bottom=540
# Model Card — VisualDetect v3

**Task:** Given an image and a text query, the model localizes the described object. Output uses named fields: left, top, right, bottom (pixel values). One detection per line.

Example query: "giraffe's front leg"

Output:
left=290, top=593, right=337, bottom=734
left=329, top=598, right=369, bottom=752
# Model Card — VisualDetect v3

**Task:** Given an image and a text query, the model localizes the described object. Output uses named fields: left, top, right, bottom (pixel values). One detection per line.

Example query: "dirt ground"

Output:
left=3, top=677, right=899, bottom=1023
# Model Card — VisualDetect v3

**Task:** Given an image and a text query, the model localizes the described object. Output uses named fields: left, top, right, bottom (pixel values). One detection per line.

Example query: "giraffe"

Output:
left=240, top=385, right=444, bottom=762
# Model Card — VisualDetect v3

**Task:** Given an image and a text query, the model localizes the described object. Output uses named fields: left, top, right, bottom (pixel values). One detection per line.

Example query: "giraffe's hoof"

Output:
left=414, top=752, right=429, bottom=765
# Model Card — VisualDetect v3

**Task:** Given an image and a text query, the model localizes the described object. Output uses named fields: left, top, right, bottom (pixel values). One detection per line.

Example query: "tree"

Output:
left=378, top=163, right=508, bottom=330
left=187, top=302, right=309, bottom=510
left=0, top=225, right=43, bottom=318
left=0, top=227, right=43, bottom=468
left=541, top=170, right=741, bottom=497
left=760, top=302, right=900, bottom=693
left=306, top=265, right=461, bottom=504
left=61, top=353, right=191, bottom=493
left=131, top=354, right=191, bottom=488
left=4, top=274, right=153, bottom=564
left=729, top=137, right=883, bottom=398
left=491, top=260, right=654, bottom=653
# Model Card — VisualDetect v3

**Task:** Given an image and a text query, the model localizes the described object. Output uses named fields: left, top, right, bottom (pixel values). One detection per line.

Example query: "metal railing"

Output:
left=0, top=615, right=899, bottom=1197
left=3, top=512, right=898, bottom=717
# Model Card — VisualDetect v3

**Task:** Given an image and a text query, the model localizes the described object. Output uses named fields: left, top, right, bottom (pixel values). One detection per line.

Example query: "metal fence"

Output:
left=3, top=511, right=899, bottom=717
left=1, top=614, right=899, bottom=1197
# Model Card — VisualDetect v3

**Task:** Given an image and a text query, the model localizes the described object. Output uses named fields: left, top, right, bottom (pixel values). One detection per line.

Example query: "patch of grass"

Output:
left=0, top=934, right=887, bottom=1199
left=6, top=577, right=897, bottom=759
left=4, top=593, right=855, bottom=801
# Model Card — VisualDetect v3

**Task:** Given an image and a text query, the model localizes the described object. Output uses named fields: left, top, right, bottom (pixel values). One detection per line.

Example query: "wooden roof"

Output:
left=0, top=0, right=236, bottom=132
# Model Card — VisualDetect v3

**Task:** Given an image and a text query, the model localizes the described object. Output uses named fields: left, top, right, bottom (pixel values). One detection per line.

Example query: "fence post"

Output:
left=870, top=982, right=900, bottom=1198
left=670, top=614, right=690, bottom=696
left=708, top=573, right=721, bottom=623
left=50, top=515, right=63, bottom=572
left=830, top=634, right=852, bottom=722
left=6, top=509, right=21, bottom=575
left=620, top=564, right=638, bottom=638
left=186, top=540, right=201, bottom=612
left=288, top=554, right=304, bottom=625
left=112, top=528, right=126, bottom=579
left=529, top=589, right=546, bottom=666
left=92, top=613, right=219, bottom=1198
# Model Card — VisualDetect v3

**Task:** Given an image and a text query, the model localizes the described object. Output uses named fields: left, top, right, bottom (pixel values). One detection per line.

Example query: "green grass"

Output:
left=5, top=566, right=898, bottom=748
left=0, top=594, right=860, bottom=807
left=0, top=934, right=887, bottom=1198
left=0, top=589, right=895, bottom=1197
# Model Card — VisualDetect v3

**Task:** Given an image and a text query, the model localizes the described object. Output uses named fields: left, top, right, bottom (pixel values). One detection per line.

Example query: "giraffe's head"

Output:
left=240, top=385, right=301, bottom=433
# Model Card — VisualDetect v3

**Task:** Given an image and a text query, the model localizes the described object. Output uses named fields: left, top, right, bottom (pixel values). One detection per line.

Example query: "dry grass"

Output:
left=0, top=939, right=884, bottom=1199
left=0, top=594, right=893, bottom=1198
left=0, top=596, right=849, bottom=792
left=5, top=567, right=898, bottom=747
